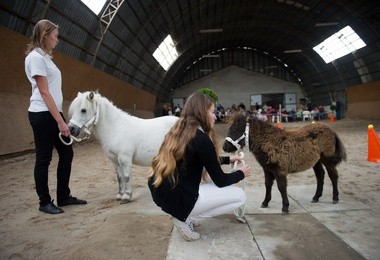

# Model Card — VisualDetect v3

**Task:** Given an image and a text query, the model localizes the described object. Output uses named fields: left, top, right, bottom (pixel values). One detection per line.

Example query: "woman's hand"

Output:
left=239, top=164, right=251, bottom=178
left=58, top=121, right=71, bottom=137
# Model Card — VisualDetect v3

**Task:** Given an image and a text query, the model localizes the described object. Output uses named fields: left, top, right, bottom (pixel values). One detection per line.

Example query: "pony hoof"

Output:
left=311, top=199, right=318, bottom=203
left=120, top=199, right=131, bottom=204
left=282, top=207, right=289, bottom=214
left=120, top=194, right=132, bottom=203
left=261, top=203, right=268, bottom=208
left=333, top=200, right=339, bottom=204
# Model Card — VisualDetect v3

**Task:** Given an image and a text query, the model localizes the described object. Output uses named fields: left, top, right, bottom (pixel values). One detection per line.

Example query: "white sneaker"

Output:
left=173, top=218, right=200, bottom=241
left=234, top=205, right=246, bottom=223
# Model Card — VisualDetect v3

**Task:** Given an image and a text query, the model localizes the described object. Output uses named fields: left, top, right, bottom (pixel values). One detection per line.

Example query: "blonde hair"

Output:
left=149, top=93, right=220, bottom=187
left=26, top=19, right=59, bottom=56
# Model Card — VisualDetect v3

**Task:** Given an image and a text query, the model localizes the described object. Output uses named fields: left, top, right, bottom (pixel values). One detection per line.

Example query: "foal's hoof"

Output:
left=333, top=199, right=339, bottom=204
left=311, top=198, right=319, bottom=203
left=261, top=202, right=268, bottom=208
left=282, top=208, right=289, bottom=215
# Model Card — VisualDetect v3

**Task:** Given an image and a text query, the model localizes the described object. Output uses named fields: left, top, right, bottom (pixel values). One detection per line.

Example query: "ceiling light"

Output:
left=202, top=54, right=220, bottom=58
left=284, top=49, right=302, bottom=53
left=199, top=29, right=223, bottom=33
left=314, top=22, right=339, bottom=27
left=264, top=66, right=278, bottom=69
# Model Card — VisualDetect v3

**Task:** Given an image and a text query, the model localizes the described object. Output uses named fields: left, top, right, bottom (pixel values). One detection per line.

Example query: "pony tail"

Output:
left=335, top=134, right=347, bottom=162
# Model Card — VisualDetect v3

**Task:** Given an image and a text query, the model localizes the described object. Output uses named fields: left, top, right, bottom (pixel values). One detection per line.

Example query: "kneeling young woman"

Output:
left=148, top=93, right=251, bottom=241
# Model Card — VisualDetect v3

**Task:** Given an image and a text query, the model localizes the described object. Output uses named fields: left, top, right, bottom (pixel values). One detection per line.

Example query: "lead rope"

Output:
left=59, top=103, right=100, bottom=145
left=230, top=122, right=250, bottom=223
left=231, top=151, right=246, bottom=223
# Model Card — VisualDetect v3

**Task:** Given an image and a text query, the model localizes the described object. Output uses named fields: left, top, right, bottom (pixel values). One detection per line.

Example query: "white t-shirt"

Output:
left=25, top=48, right=63, bottom=112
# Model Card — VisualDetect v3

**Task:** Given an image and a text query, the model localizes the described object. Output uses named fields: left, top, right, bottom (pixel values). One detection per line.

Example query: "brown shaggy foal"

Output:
left=223, top=113, right=347, bottom=213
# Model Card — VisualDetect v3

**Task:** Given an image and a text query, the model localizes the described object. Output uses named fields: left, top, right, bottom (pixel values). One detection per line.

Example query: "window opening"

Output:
left=153, top=35, right=179, bottom=71
left=313, top=26, right=366, bottom=63
left=80, top=0, right=107, bottom=15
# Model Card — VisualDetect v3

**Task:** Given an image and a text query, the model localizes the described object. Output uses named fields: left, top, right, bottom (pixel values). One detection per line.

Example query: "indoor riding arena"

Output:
left=1, top=1, right=379, bottom=259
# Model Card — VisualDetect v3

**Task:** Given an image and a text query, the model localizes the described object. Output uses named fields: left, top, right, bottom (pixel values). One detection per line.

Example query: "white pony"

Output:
left=67, top=91, right=178, bottom=202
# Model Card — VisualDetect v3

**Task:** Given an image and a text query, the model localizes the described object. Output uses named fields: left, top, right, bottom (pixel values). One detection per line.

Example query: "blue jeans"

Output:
left=28, top=111, right=73, bottom=207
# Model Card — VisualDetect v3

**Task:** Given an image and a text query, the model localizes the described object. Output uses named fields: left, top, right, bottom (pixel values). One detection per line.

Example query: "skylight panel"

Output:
left=153, top=35, right=179, bottom=71
left=313, top=26, right=366, bottom=63
left=81, top=0, right=107, bottom=15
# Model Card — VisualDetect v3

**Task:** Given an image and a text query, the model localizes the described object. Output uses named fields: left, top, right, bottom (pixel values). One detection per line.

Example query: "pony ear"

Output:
left=88, top=91, right=95, bottom=101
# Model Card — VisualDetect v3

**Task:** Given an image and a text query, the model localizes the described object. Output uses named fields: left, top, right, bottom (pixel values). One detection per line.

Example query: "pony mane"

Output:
left=69, top=91, right=131, bottom=118
left=247, top=116, right=280, bottom=134
left=230, top=113, right=247, bottom=125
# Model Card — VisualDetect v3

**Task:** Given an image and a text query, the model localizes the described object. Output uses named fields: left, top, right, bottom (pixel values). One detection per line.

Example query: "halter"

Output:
left=225, top=122, right=250, bottom=152
left=225, top=122, right=250, bottom=223
left=59, top=103, right=100, bottom=145
left=228, top=122, right=249, bottom=172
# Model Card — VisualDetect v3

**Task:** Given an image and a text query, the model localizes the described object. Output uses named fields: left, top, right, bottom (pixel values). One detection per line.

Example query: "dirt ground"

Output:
left=0, top=118, right=379, bottom=259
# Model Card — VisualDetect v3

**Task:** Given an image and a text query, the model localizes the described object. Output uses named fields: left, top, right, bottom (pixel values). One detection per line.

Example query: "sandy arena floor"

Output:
left=0, top=118, right=379, bottom=259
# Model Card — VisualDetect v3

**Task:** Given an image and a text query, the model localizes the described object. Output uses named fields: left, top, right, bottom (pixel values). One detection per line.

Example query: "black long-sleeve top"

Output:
left=148, top=129, right=245, bottom=221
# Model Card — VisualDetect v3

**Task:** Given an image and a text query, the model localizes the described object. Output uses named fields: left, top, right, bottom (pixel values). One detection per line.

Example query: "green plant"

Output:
left=197, top=88, right=218, bottom=103
left=330, top=104, right=336, bottom=111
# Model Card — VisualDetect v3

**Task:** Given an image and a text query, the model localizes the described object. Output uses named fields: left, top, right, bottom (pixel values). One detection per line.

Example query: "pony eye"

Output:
left=81, top=108, right=86, bottom=113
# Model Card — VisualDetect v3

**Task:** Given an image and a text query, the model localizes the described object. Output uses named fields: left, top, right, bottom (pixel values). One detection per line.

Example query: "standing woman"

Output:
left=25, top=20, right=86, bottom=214
left=148, top=93, right=251, bottom=241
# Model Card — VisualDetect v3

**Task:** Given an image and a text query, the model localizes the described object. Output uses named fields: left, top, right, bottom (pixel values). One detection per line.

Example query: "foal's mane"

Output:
left=247, top=115, right=285, bottom=136
left=229, top=112, right=247, bottom=125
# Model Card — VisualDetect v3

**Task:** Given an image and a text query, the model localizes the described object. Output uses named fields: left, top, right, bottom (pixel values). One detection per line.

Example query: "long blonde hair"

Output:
left=149, top=93, right=220, bottom=187
left=26, top=19, right=58, bottom=56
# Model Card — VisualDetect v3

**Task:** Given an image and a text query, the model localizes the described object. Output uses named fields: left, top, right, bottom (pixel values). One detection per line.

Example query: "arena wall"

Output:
left=1, top=26, right=379, bottom=157
left=173, top=66, right=304, bottom=110
left=345, top=81, right=380, bottom=119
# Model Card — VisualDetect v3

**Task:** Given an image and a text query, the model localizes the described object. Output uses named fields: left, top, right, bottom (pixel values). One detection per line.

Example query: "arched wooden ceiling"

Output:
left=1, top=0, right=379, bottom=104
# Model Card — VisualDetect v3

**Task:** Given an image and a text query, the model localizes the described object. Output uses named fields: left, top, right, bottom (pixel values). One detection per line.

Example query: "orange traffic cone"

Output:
left=276, top=121, right=283, bottom=129
left=368, top=125, right=380, bottom=163
left=329, top=113, right=335, bottom=122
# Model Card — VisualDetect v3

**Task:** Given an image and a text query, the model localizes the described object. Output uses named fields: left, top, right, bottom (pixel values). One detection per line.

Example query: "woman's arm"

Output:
left=35, top=75, right=70, bottom=137
left=195, top=132, right=246, bottom=187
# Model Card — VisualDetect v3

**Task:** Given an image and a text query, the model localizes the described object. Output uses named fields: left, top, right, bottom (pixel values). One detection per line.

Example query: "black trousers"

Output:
left=28, top=111, right=73, bottom=207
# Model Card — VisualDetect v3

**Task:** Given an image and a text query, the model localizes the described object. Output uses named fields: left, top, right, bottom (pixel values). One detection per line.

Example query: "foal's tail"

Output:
left=335, top=134, right=347, bottom=163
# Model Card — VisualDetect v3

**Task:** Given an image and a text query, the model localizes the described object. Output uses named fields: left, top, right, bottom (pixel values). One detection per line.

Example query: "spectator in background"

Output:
left=255, top=102, right=260, bottom=111
left=288, top=109, right=296, bottom=122
left=318, top=106, right=325, bottom=120
left=336, top=100, right=341, bottom=120
left=311, top=107, right=320, bottom=120
left=174, top=105, right=181, bottom=116
left=280, top=107, right=289, bottom=122
left=237, top=103, right=246, bottom=115
left=162, top=104, right=169, bottom=116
